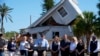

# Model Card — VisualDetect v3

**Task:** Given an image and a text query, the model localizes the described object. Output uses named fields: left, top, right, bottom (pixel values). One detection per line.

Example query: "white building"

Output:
left=21, top=0, right=83, bottom=40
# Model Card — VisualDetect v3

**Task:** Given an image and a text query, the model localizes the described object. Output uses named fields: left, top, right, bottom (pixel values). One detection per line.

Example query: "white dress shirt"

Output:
left=70, top=42, right=77, bottom=51
left=19, top=41, right=29, bottom=50
left=34, top=38, right=49, bottom=50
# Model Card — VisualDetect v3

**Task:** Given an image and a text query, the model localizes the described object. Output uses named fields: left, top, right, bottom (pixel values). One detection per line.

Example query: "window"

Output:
left=58, top=7, right=67, bottom=17
left=32, top=34, right=37, bottom=39
left=52, top=32, right=59, bottom=38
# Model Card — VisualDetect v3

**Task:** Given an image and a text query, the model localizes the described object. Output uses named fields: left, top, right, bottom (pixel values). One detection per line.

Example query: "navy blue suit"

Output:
left=90, top=41, right=98, bottom=56
left=60, top=40, right=70, bottom=56
left=7, top=41, right=16, bottom=52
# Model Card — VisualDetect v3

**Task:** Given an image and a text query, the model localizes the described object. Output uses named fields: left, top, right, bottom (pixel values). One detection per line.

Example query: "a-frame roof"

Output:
left=28, top=0, right=83, bottom=28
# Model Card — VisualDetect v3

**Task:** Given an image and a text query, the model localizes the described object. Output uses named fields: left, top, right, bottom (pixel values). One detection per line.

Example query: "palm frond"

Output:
left=0, top=18, right=1, bottom=23
left=7, top=14, right=13, bottom=23
left=5, top=16, right=8, bottom=22
left=73, top=11, right=98, bottom=37
left=0, top=3, right=13, bottom=32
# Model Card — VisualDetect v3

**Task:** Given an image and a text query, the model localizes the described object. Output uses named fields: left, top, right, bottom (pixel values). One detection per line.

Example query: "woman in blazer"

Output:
left=7, top=38, right=16, bottom=56
left=50, top=36, right=60, bottom=56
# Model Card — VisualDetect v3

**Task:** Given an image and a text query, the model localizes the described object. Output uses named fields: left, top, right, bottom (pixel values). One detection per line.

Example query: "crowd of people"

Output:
left=0, top=32, right=99, bottom=56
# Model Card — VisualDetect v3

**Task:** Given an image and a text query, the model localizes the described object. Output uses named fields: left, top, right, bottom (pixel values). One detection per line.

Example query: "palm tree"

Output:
left=73, top=11, right=96, bottom=48
left=94, top=0, right=100, bottom=37
left=0, top=3, right=13, bottom=33
left=97, top=0, right=100, bottom=16
left=42, top=0, right=54, bottom=15
left=93, top=19, right=100, bottom=36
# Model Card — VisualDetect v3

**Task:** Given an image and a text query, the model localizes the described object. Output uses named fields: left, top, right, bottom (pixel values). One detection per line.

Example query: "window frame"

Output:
left=58, top=7, right=67, bottom=17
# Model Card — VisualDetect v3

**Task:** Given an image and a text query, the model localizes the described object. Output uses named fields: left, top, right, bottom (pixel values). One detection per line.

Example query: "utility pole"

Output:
left=30, top=15, right=32, bottom=26
left=30, top=15, right=32, bottom=37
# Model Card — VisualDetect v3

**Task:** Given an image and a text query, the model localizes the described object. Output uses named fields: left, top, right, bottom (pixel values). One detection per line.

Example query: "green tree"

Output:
left=0, top=3, right=13, bottom=33
left=94, top=0, right=100, bottom=37
left=73, top=11, right=96, bottom=47
left=42, top=0, right=54, bottom=14
left=5, top=31, right=18, bottom=39
left=97, top=0, right=100, bottom=17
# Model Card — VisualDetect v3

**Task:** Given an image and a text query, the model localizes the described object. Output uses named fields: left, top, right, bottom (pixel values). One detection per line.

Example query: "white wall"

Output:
left=25, top=26, right=73, bottom=40
left=36, top=26, right=73, bottom=40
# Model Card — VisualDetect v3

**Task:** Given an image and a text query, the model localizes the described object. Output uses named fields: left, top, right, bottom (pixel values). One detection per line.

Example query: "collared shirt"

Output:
left=70, top=42, right=77, bottom=51
left=34, top=38, right=49, bottom=49
left=19, top=41, right=29, bottom=50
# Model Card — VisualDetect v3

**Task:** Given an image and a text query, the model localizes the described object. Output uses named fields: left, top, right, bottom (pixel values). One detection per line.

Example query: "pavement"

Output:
left=4, top=51, right=100, bottom=56
left=4, top=51, right=20, bottom=56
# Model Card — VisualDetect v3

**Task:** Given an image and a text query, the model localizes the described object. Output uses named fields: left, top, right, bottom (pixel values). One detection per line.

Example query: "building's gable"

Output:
left=36, top=17, right=64, bottom=26
left=29, top=0, right=82, bottom=28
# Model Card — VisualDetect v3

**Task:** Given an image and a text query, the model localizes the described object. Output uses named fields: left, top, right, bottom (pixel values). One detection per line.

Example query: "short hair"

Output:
left=92, top=35, right=97, bottom=39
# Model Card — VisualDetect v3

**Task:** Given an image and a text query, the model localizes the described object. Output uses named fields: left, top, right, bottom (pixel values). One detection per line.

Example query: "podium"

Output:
left=33, top=47, right=47, bottom=56
left=33, top=47, right=47, bottom=51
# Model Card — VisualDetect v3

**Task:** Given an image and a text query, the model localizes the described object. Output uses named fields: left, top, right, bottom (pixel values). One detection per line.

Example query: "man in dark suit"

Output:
left=89, top=35, right=99, bottom=56
left=60, top=34, right=70, bottom=56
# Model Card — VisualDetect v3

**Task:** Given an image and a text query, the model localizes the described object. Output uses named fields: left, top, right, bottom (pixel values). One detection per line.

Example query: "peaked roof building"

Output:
left=21, top=0, right=83, bottom=39
left=29, top=0, right=83, bottom=28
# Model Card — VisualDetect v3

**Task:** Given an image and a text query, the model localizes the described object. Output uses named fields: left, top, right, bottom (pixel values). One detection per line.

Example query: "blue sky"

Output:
left=0, top=0, right=98, bottom=32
